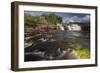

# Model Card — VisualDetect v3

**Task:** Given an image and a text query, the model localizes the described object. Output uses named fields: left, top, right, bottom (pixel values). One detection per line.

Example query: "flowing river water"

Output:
left=24, top=31, right=90, bottom=61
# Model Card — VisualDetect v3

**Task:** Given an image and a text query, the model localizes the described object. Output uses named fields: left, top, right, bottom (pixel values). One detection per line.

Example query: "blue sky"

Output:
left=24, top=11, right=90, bottom=23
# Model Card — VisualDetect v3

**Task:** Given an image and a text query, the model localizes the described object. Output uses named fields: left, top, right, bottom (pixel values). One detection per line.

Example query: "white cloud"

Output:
left=70, top=16, right=82, bottom=22
left=82, top=15, right=90, bottom=22
left=63, top=17, right=74, bottom=23
left=63, top=15, right=90, bottom=23
left=63, top=16, right=82, bottom=23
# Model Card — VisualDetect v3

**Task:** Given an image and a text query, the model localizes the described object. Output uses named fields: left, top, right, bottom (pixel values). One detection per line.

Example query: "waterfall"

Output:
left=57, top=23, right=65, bottom=31
left=57, top=23, right=81, bottom=31
left=67, top=24, right=81, bottom=31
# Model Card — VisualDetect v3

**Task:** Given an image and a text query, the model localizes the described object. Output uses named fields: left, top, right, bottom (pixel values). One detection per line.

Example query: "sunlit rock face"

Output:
left=67, top=24, right=81, bottom=31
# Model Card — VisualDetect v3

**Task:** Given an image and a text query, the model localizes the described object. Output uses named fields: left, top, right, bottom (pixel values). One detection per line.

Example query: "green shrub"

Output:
left=72, top=48, right=90, bottom=59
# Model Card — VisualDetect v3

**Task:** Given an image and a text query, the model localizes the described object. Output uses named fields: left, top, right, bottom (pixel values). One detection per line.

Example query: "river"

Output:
left=24, top=31, right=90, bottom=61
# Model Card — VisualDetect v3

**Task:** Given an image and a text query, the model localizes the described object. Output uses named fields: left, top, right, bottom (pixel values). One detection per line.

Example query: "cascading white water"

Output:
left=57, top=23, right=65, bottom=31
left=67, top=24, right=81, bottom=31
left=57, top=23, right=81, bottom=31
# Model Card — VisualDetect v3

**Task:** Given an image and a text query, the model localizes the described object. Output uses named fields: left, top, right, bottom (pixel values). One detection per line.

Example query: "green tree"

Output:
left=24, top=13, right=38, bottom=27
left=42, top=13, right=62, bottom=25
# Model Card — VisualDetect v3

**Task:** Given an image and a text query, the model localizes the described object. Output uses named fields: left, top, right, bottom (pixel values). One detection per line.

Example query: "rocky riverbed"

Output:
left=24, top=31, right=90, bottom=61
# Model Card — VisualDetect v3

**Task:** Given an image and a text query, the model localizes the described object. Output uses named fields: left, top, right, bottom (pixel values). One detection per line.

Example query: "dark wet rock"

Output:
left=24, top=54, right=44, bottom=61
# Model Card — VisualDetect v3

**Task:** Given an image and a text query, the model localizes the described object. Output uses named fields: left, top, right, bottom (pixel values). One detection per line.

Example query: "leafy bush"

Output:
left=65, top=43, right=90, bottom=59
left=72, top=48, right=90, bottom=59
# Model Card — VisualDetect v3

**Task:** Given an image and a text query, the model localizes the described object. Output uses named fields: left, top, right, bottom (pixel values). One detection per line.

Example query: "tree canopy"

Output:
left=24, top=13, right=38, bottom=27
left=42, top=13, right=62, bottom=24
left=24, top=12, right=62, bottom=27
